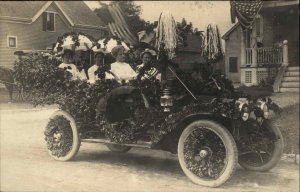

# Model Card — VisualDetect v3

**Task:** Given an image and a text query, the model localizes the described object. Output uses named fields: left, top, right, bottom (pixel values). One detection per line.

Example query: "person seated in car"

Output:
left=58, top=49, right=79, bottom=81
left=74, top=51, right=89, bottom=81
left=109, top=45, right=137, bottom=83
left=87, top=51, right=114, bottom=84
left=136, top=49, right=161, bottom=81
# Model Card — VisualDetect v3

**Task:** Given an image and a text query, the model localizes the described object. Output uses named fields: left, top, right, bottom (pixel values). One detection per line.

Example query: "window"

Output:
left=7, top=36, right=17, bottom=48
left=245, top=71, right=252, bottom=83
left=43, top=12, right=55, bottom=31
left=229, top=57, right=238, bottom=73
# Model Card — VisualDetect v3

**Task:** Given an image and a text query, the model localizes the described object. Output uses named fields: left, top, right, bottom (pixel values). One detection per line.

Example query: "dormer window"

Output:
left=43, top=12, right=55, bottom=32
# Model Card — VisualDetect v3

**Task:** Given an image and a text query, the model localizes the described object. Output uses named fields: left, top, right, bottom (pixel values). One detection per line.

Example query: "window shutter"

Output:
left=42, top=12, right=47, bottom=31
left=229, top=57, right=238, bottom=73
left=49, top=13, right=55, bottom=31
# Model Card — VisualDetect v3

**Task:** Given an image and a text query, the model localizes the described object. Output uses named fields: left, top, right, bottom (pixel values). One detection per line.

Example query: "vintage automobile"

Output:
left=44, top=55, right=284, bottom=187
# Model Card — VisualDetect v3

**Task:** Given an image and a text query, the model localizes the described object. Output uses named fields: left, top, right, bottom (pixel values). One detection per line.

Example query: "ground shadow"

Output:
left=74, top=147, right=291, bottom=189
left=75, top=148, right=184, bottom=178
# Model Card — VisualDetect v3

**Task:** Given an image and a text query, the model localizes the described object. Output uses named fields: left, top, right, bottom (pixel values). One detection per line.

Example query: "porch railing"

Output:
left=246, top=47, right=283, bottom=65
left=257, top=47, right=283, bottom=65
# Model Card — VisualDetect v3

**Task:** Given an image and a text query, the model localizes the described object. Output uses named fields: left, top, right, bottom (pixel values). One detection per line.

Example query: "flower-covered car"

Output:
left=42, top=61, right=283, bottom=188
left=13, top=31, right=283, bottom=188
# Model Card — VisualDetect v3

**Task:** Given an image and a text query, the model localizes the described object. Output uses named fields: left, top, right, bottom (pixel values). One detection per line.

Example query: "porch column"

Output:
left=251, top=30, right=257, bottom=67
left=282, top=40, right=289, bottom=66
left=240, top=29, right=246, bottom=66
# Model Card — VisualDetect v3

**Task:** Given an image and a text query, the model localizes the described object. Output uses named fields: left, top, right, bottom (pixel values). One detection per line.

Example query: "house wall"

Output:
left=0, top=3, right=105, bottom=69
left=172, top=52, right=204, bottom=72
left=224, top=26, right=242, bottom=83
left=261, top=12, right=274, bottom=47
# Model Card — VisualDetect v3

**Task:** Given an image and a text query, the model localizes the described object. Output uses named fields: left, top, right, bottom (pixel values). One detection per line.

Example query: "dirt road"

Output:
left=0, top=106, right=299, bottom=192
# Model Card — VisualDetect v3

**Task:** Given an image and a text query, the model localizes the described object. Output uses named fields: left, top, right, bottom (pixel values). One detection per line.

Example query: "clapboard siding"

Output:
left=0, top=3, right=105, bottom=69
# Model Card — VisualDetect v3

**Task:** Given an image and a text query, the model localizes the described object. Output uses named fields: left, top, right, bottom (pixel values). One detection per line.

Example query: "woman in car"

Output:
left=136, top=49, right=161, bottom=81
left=109, top=45, right=137, bottom=83
left=87, top=50, right=114, bottom=84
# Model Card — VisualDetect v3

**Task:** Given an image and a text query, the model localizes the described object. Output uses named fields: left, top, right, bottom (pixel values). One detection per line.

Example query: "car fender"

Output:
left=156, top=112, right=232, bottom=153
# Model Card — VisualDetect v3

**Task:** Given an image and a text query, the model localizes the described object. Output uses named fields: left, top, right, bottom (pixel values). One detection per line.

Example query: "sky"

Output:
left=84, top=1, right=235, bottom=36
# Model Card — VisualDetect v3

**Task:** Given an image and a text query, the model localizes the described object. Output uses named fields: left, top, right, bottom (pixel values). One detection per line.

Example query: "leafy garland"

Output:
left=150, top=99, right=239, bottom=143
left=44, top=116, right=73, bottom=157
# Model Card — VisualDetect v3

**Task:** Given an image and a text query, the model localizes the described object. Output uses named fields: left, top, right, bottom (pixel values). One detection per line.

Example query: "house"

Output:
left=222, top=0, right=299, bottom=92
left=173, top=34, right=205, bottom=72
left=0, top=1, right=107, bottom=69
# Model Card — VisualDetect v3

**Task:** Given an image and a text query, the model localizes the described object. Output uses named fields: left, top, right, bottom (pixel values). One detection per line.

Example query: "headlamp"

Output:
left=255, top=100, right=269, bottom=119
left=160, top=87, right=173, bottom=112
left=236, top=98, right=249, bottom=121
left=241, top=104, right=250, bottom=121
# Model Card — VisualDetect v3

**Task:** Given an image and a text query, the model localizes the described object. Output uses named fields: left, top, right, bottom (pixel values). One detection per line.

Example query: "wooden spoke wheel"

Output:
left=178, top=120, right=238, bottom=187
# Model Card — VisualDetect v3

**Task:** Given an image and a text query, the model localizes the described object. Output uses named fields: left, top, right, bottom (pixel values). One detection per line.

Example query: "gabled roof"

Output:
left=0, top=1, right=47, bottom=19
left=57, top=1, right=105, bottom=28
left=221, top=23, right=240, bottom=40
left=0, top=1, right=106, bottom=29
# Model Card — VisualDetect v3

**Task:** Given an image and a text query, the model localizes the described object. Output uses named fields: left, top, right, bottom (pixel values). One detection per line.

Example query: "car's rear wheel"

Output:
left=178, top=120, right=237, bottom=187
left=44, top=110, right=80, bottom=161
left=238, top=120, right=284, bottom=171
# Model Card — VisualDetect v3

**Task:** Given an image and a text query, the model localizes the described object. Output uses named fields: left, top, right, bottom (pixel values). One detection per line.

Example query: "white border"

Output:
left=7, top=35, right=17, bottom=48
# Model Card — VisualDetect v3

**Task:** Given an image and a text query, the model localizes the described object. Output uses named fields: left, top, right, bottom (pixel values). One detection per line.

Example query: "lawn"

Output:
left=269, top=93, right=299, bottom=154
left=270, top=103, right=299, bottom=154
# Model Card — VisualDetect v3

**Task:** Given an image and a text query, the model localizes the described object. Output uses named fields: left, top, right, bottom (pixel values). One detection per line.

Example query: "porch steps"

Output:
left=283, top=76, right=299, bottom=82
left=281, top=81, right=299, bottom=88
left=279, top=66, right=300, bottom=92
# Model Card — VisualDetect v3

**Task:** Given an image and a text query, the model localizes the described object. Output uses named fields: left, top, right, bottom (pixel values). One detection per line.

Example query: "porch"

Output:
left=240, top=40, right=289, bottom=86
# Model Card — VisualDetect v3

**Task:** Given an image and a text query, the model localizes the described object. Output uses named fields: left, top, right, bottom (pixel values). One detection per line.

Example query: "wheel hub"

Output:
left=199, top=149, right=208, bottom=158
left=53, top=132, right=62, bottom=142
left=199, top=147, right=212, bottom=159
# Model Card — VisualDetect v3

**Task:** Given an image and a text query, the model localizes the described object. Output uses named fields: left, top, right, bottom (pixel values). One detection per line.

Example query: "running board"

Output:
left=81, top=138, right=153, bottom=149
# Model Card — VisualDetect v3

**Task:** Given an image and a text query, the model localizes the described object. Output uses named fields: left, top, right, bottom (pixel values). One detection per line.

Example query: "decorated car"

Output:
left=13, top=12, right=283, bottom=188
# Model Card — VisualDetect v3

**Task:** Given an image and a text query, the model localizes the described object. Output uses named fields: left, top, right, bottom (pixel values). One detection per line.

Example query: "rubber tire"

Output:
left=178, top=120, right=238, bottom=187
left=46, top=110, right=81, bottom=161
left=106, top=144, right=131, bottom=153
left=238, top=120, right=284, bottom=172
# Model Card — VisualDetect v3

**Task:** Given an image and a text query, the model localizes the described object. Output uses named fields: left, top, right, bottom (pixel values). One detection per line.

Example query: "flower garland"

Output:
left=44, top=116, right=73, bottom=157
left=150, top=99, right=239, bottom=144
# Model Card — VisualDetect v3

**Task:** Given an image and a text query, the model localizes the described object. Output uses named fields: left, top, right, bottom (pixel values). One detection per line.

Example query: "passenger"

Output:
left=58, top=50, right=79, bottom=81
left=75, top=51, right=89, bottom=81
left=136, top=49, right=161, bottom=81
left=87, top=51, right=114, bottom=84
left=110, top=45, right=137, bottom=83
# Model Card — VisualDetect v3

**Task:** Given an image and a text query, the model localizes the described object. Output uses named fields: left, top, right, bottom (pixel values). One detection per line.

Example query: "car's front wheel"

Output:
left=178, top=120, right=238, bottom=187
